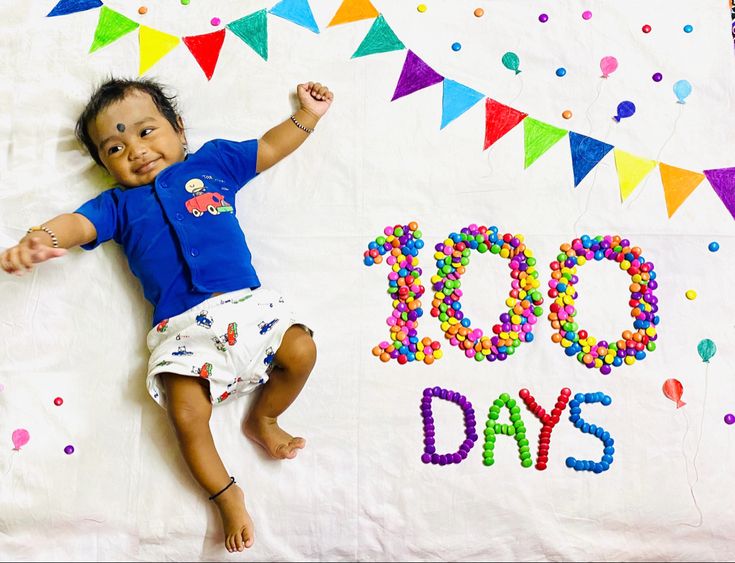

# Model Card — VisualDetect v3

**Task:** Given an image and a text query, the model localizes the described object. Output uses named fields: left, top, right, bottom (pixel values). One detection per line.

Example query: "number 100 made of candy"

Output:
left=363, top=222, right=659, bottom=375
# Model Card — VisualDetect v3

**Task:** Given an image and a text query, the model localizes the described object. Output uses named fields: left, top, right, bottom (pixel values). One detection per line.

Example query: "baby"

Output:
left=0, top=77, right=334, bottom=552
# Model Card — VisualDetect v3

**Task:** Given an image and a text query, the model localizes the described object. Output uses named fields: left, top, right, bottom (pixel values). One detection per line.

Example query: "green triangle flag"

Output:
left=523, top=117, right=567, bottom=169
left=352, top=14, right=404, bottom=58
left=89, top=6, right=139, bottom=53
left=227, top=9, right=268, bottom=61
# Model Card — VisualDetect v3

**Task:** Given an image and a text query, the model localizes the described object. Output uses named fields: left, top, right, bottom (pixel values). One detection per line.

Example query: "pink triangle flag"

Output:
left=704, top=167, right=735, bottom=220
left=391, top=50, right=444, bottom=101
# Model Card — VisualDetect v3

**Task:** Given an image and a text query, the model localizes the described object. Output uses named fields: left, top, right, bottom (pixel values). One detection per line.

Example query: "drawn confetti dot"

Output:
left=556, top=67, right=567, bottom=77
left=210, top=17, right=221, bottom=26
left=138, top=6, right=147, bottom=14
left=451, top=42, right=462, bottom=52
left=683, top=24, right=693, bottom=33
left=417, top=4, right=427, bottom=12
left=652, top=72, right=663, bottom=82
left=582, top=11, right=592, bottom=20
left=64, top=445, right=75, bottom=455
left=562, top=110, right=573, bottom=119
left=642, top=24, right=651, bottom=33
left=474, top=8, right=484, bottom=17
left=539, top=13, right=549, bottom=23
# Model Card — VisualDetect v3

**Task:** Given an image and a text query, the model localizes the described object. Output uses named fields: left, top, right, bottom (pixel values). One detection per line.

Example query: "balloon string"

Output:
left=625, top=103, right=684, bottom=208
left=584, top=79, right=604, bottom=136
left=1, top=451, right=16, bottom=479
left=508, top=75, right=524, bottom=106
left=681, top=364, right=708, bottom=528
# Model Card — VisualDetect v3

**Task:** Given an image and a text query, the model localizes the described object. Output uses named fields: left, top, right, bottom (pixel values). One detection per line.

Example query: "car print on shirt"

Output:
left=172, top=345, right=193, bottom=356
left=192, top=362, right=213, bottom=379
left=184, top=178, right=233, bottom=218
left=263, top=346, right=275, bottom=366
left=196, top=310, right=213, bottom=329
left=258, top=318, right=279, bottom=335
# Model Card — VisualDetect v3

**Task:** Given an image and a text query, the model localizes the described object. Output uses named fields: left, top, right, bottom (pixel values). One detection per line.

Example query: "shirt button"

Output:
left=175, top=213, right=184, bottom=221
left=190, top=248, right=199, bottom=257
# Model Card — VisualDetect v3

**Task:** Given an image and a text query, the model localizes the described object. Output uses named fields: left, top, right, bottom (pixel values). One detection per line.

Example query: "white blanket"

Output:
left=2, top=1, right=735, bottom=560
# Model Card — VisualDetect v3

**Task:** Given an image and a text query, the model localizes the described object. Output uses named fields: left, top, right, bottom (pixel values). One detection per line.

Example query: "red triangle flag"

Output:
left=484, top=98, right=527, bottom=150
left=182, top=29, right=226, bottom=80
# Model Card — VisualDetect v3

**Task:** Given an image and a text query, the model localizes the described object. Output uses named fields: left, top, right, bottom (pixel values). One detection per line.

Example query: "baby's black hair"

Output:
left=75, top=77, right=182, bottom=167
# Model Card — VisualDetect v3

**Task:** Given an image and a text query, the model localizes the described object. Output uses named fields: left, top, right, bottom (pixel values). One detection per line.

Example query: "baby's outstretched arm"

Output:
left=0, top=213, right=96, bottom=276
left=256, top=81, right=334, bottom=173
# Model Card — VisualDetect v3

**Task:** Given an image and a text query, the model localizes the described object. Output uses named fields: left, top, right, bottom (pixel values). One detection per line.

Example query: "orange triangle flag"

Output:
left=328, top=0, right=379, bottom=26
left=183, top=29, right=226, bottom=80
left=659, top=162, right=705, bottom=217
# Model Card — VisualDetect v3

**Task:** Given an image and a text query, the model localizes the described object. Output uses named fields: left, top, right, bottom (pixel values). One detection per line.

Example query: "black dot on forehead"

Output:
left=116, top=123, right=125, bottom=132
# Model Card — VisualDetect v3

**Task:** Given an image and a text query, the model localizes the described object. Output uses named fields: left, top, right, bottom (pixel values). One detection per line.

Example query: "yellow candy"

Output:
left=500, top=248, right=510, bottom=258
left=685, top=289, right=697, bottom=300
left=577, top=256, right=586, bottom=266
left=645, top=327, right=656, bottom=337
left=624, top=355, right=636, bottom=365
left=434, top=349, right=443, bottom=359
left=620, top=260, right=631, bottom=270
left=440, top=322, right=450, bottom=332
left=505, top=298, right=516, bottom=307
left=448, top=317, right=459, bottom=325
left=561, top=338, right=572, bottom=348
left=417, top=3, right=427, bottom=12
left=631, top=274, right=642, bottom=283
left=511, top=315, right=521, bottom=325
left=415, top=351, right=425, bottom=361
left=594, top=358, right=603, bottom=368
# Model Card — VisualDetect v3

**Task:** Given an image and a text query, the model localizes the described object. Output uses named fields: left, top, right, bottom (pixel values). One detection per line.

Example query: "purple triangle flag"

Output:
left=47, top=0, right=102, bottom=17
left=704, top=167, right=735, bottom=220
left=391, top=50, right=444, bottom=101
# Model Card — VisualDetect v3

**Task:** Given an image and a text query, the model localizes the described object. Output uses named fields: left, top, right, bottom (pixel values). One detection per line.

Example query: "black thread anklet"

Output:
left=209, top=476, right=236, bottom=501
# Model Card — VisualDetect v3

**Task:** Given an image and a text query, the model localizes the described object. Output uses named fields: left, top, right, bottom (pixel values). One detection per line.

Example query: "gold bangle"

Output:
left=290, top=114, right=314, bottom=134
left=27, top=225, right=59, bottom=248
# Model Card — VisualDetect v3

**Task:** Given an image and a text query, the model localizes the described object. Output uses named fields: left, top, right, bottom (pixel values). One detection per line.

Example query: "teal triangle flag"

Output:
left=269, top=0, right=319, bottom=34
left=228, top=10, right=268, bottom=61
left=569, top=132, right=613, bottom=187
left=48, top=0, right=102, bottom=17
left=440, top=79, right=484, bottom=129
left=352, top=14, right=404, bottom=58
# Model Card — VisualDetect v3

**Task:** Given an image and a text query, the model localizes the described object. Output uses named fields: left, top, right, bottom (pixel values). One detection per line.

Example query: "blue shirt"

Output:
left=75, top=139, right=260, bottom=326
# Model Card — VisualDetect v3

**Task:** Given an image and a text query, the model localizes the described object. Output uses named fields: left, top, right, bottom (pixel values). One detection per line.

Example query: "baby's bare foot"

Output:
left=213, top=484, right=254, bottom=552
left=243, top=415, right=306, bottom=459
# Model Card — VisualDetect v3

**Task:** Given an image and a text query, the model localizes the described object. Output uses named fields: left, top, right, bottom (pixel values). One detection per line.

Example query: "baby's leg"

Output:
left=162, top=373, right=254, bottom=552
left=243, top=326, right=316, bottom=459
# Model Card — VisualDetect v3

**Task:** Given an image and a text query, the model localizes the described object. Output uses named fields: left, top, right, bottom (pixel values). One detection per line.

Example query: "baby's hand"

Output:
left=0, top=237, right=67, bottom=276
left=297, top=82, right=334, bottom=119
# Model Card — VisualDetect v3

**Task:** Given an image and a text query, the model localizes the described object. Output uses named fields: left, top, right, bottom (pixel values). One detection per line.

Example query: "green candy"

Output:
left=521, top=458, right=533, bottom=468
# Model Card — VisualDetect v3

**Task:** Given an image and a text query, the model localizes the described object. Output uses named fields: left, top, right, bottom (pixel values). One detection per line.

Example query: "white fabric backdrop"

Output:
left=1, top=0, right=735, bottom=560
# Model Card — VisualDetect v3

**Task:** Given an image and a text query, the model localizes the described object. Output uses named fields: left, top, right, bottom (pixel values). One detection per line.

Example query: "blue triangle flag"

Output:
left=568, top=132, right=614, bottom=187
left=269, top=0, right=319, bottom=34
left=440, top=79, right=485, bottom=129
left=47, top=0, right=102, bottom=17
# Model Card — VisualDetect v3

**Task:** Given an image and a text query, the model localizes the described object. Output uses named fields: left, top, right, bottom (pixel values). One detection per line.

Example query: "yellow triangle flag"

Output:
left=614, top=149, right=657, bottom=202
left=139, top=26, right=179, bottom=75
left=659, top=162, right=705, bottom=217
left=328, top=0, right=379, bottom=27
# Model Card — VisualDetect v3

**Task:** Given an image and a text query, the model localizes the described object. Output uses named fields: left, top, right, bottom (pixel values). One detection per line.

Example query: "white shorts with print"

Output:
left=146, top=288, right=310, bottom=408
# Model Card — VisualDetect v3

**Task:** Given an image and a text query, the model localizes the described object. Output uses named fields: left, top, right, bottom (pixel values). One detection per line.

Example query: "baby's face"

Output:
left=88, top=90, right=186, bottom=187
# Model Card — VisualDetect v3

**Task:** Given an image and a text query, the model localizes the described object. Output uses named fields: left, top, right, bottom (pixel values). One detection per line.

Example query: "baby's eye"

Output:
left=107, top=145, right=122, bottom=155
left=141, top=127, right=154, bottom=137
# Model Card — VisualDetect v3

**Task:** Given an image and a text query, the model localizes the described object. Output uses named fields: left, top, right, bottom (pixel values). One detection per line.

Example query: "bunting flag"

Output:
left=614, top=149, right=657, bottom=202
left=659, top=163, right=705, bottom=217
left=391, top=50, right=443, bottom=101
left=47, top=0, right=102, bottom=17
left=351, top=14, right=404, bottom=58
left=568, top=132, right=614, bottom=187
left=523, top=118, right=567, bottom=169
left=483, top=98, right=527, bottom=150
left=269, top=0, right=320, bottom=34
left=704, top=167, right=735, bottom=220
left=440, top=79, right=484, bottom=129
left=139, top=26, right=179, bottom=75
left=182, top=29, right=227, bottom=80
left=227, top=10, right=268, bottom=61
left=328, top=0, right=379, bottom=27
left=89, top=6, right=139, bottom=53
